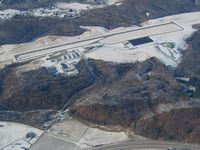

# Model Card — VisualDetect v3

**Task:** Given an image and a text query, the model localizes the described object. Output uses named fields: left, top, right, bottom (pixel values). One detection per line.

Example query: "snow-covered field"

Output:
left=0, top=122, right=43, bottom=150
left=85, top=42, right=178, bottom=67
left=55, top=2, right=93, bottom=10
left=85, top=12, right=200, bottom=67
left=42, top=119, right=129, bottom=150
left=77, top=127, right=128, bottom=149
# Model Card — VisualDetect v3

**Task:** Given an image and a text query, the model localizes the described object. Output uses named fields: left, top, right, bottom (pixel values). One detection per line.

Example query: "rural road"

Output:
left=87, top=140, right=200, bottom=150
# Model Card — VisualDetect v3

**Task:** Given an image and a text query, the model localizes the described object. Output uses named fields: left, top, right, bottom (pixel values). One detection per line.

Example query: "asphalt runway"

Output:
left=14, top=22, right=182, bottom=62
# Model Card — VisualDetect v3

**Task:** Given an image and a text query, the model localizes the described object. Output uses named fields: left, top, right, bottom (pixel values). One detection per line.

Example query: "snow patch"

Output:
left=77, top=128, right=128, bottom=149
left=0, top=9, right=20, bottom=21
left=106, top=0, right=122, bottom=5
left=0, top=122, right=43, bottom=150
left=55, top=2, right=93, bottom=10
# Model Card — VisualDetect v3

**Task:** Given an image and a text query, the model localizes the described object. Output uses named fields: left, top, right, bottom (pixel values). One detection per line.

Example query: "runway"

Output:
left=14, top=22, right=182, bottom=62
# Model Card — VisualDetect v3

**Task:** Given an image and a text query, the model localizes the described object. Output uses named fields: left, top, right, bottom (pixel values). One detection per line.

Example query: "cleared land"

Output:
left=1, top=12, right=200, bottom=68
left=29, top=119, right=200, bottom=150
left=0, top=122, right=43, bottom=150
left=30, top=134, right=76, bottom=150
left=30, top=119, right=128, bottom=150
left=14, top=22, right=182, bottom=62
left=100, top=22, right=182, bottom=44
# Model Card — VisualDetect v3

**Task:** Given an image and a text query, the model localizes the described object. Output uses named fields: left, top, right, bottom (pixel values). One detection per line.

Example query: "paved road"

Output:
left=87, top=140, right=200, bottom=150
